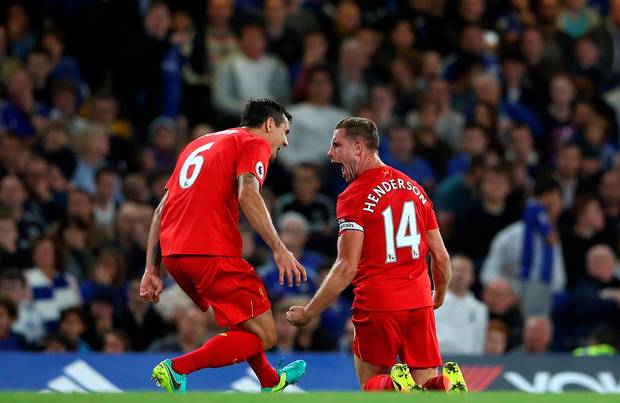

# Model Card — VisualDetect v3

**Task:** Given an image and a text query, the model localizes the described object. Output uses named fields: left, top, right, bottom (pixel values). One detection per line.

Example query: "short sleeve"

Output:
left=336, top=192, right=364, bottom=235
left=237, top=138, right=271, bottom=187
left=425, top=200, right=439, bottom=231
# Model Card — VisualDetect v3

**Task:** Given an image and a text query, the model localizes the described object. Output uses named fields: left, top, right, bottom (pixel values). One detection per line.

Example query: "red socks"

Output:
left=423, top=375, right=450, bottom=391
left=171, top=331, right=263, bottom=374
left=364, top=374, right=395, bottom=391
left=247, top=351, right=280, bottom=388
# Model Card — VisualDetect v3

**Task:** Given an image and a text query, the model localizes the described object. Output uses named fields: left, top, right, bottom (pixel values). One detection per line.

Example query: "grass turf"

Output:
left=0, top=392, right=617, bottom=403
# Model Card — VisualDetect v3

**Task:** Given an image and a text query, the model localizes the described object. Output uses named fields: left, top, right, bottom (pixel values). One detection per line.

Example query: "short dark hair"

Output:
left=534, top=176, right=561, bottom=197
left=335, top=117, right=379, bottom=151
left=95, top=166, right=118, bottom=182
left=0, top=297, right=17, bottom=320
left=240, top=98, right=292, bottom=128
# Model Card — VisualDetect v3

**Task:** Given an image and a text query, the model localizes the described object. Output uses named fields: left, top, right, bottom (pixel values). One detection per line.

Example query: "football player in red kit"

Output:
left=140, top=99, right=307, bottom=393
left=287, top=117, right=467, bottom=393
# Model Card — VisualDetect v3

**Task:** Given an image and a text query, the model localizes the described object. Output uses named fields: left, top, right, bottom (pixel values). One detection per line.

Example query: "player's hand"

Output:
left=286, top=305, right=312, bottom=327
left=140, top=270, right=164, bottom=303
left=274, top=247, right=308, bottom=287
left=433, top=289, right=446, bottom=309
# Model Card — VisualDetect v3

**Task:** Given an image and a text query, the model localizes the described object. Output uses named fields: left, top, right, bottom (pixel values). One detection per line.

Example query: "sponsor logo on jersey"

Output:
left=255, top=161, right=265, bottom=180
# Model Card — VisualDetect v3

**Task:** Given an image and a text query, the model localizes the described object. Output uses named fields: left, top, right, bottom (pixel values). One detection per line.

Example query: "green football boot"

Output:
left=390, top=363, right=424, bottom=392
left=151, top=359, right=187, bottom=393
left=261, top=359, right=307, bottom=392
left=443, top=361, right=468, bottom=393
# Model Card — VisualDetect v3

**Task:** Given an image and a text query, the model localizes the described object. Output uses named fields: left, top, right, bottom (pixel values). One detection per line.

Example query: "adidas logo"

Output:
left=230, top=368, right=305, bottom=393
left=41, top=360, right=122, bottom=393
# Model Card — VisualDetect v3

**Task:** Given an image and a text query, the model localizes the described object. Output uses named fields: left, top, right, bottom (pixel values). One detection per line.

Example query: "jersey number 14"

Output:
left=381, top=201, right=421, bottom=263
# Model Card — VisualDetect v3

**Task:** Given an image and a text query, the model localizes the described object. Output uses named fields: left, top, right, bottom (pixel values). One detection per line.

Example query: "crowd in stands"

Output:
left=0, top=0, right=619, bottom=357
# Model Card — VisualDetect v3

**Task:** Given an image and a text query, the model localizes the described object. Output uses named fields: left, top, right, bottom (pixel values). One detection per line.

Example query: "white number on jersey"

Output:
left=381, top=201, right=421, bottom=263
left=178, top=142, right=214, bottom=189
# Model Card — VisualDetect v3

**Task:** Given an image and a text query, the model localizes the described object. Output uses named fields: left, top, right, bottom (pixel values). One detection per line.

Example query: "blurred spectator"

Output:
left=83, top=293, right=115, bottom=350
left=264, top=0, right=300, bottom=64
left=21, top=154, right=65, bottom=224
left=5, top=3, right=36, bottom=60
left=276, top=163, right=336, bottom=250
left=272, top=297, right=302, bottom=353
left=102, top=329, right=131, bottom=353
left=381, top=126, right=436, bottom=190
left=554, top=143, right=583, bottom=210
left=240, top=223, right=268, bottom=268
left=48, top=80, right=89, bottom=136
left=426, top=79, right=466, bottom=150
left=453, top=164, right=520, bottom=264
left=80, top=248, right=126, bottom=311
left=412, top=127, right=454, bottom=179
left=147, top=116, right=180, bottom=171
left=337, top=38, right=369, bottom=112
left=481, top=177, right=566, bottom=317
left=291, top=31, right=330, bottom=100
left=561, top=195, right=617, bottom=289
left=481, top=278, right=523, bottom=350
left=93, top=168, right=120, bottom=232
left=213, top=22, right=290, bottom=123
left=122, top=174, right=150, bottom=205
left=434, top=155, right=486, bottom=244
left=112, top=202, right=152, bottom=275
left=435, top=255, right=488, bottom=355
left=40, top=29, right=88, bottom=102
left=38, top=121, right=77, bottom=179
left=204, top=0, right=238, bottom=74
left=484, top=319, right=510, bottom=355
left=446, top=124, right=490, bottom=177
left=71, top=123, right=111, bottom=195
left=0, top=212, right=28, bottom=268
left=0, top=270, right=45, bottom=345
left=57, top=307, right=91, bottom=352
left=115, top=278, right=167, bottom=351
left=24, top=235, right=81, bottom=332
left=26, top=49, right=53, bottom=105
left=517, top=315, right=554, bottom=353
left=543, top=74, right=578, bottom=155
left=574, top=244, right=620, bottom=335
left=505, top=125, right=539, bottom=179
left=0, top=296, right=26, bottom=350
left=259, top=212, right=321, bottom=301
left=148, top=307, right=212, bottom=352
left=598, top=171, right=620, bottom=226
left=558, top=0, right=600, bottom=38
left=0, top=67, right=49, bottom=139
left=0, top=174, right=46, bottom=262
left=279, top=66, right=347, bottom=169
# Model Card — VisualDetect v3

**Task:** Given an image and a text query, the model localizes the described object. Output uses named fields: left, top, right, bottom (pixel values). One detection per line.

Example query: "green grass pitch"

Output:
left=0, top=392, right=617, bottom=403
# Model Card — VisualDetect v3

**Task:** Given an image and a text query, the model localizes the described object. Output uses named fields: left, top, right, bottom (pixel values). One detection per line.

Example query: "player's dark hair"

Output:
left=534, top=176, right=561, bottom=196
left=240, top=98, right=292, bottom=128
left=0, top=297, right=17, bottom=320
left=335, top=117, right=379, bottom=151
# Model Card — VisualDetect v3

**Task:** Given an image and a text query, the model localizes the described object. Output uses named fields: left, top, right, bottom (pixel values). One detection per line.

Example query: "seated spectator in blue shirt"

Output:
left=0, top=68, right=49, bottom=139
left=259, top=212, right=323, bottom=302
left=446, top=124, right=490, bottom=177
left=0, top=297, right=27, bottom=350
left=381, top=125, right=436, bottom=190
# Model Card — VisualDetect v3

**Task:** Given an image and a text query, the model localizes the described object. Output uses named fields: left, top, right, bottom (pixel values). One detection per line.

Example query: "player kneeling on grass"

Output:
left=141, top=99, right=307, bottom=393
left=286, top=117, right=467, bottom=393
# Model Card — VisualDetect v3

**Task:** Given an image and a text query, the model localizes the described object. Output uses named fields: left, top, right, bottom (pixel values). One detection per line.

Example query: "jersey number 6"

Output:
left=381, top=201, right=421, bottom=263
left=179, top=142, right=214, bottom=189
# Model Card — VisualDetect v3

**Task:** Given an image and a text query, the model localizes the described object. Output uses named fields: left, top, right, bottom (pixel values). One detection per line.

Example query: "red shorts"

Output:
left=352, top=306, right=442, bottom=369
left=163, top=255, right=271, bottom=327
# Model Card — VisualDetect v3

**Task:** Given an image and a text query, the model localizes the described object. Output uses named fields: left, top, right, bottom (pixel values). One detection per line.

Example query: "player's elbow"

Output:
left=336, top=259, right=358, bottom=281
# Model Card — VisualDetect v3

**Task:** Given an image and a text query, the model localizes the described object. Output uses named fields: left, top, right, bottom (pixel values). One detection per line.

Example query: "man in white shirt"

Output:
left=435, top=255, right=488, bottom=356
left=281, top=65, right=348, bottom=169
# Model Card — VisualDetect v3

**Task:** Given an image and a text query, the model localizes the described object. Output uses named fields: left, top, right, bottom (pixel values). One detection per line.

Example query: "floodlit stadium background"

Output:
left=0, top=0, right=619, bottom=396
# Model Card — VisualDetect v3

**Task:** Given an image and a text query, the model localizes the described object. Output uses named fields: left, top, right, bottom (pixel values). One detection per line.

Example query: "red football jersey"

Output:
left=337, top=166, right=439, bottom=311
left=160, top=128, right=271, bottom=257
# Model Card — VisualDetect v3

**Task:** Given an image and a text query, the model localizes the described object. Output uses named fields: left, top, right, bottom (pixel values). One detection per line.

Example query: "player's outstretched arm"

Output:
left=140, top=191, right=167, bottom=303
left=287, top=230, right=363, bottom=327
left=427, top=228, right=451, bottom=309
left=238, top=173, right=307, bottom=287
